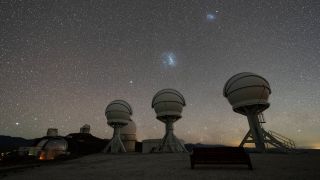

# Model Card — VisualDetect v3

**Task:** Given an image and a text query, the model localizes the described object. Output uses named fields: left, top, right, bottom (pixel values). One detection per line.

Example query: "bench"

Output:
left=190, top=147, right=253, bottom=170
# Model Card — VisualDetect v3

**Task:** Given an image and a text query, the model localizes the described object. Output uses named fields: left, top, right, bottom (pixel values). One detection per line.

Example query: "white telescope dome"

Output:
left=105, top=100, right=132, bottom=126
left=223, top=72, right=271, bottom=114
left=152, top=88, right=186, bottom=119
left=104, top=100, right=132, bottom=153
left=151, top=89, right=188, bottom=152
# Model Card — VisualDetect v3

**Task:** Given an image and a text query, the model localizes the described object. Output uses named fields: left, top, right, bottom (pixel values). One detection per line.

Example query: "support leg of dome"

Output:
left=103, top=127, right=127, bottom=153
left=154, top=120, right=187, bottom=153
left=242, top=109, right=266, bottom=152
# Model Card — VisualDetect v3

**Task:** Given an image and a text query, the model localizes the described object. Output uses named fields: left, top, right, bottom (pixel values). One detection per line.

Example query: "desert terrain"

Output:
left=1, top=150, right=320, bottom=180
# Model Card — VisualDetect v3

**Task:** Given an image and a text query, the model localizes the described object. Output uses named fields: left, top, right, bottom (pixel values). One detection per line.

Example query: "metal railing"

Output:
left=268, top=130, right=296, bottom=150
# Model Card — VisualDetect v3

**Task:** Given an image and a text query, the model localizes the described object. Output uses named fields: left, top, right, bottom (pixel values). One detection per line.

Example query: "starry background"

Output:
left=1, top=0, right=320, bottom=148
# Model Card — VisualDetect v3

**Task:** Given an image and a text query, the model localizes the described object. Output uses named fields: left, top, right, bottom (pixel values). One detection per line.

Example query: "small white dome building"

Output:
left=223, top=72, right=296, bottom=153
left=151, top=89, right=188, bottom=153
left=104, top=100, right=132, bottom=153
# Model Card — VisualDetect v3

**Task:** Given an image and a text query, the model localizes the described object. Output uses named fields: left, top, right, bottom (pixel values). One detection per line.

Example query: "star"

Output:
left=0, top=0, right=318, bottom=149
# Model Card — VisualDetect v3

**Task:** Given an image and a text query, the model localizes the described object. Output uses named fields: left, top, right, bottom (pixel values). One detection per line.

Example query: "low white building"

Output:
left=142, top=139, right=161, bottom=153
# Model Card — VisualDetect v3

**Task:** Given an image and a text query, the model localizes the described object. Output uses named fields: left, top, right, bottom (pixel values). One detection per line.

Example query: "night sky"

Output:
left=1, top=0, right=319, bottom=148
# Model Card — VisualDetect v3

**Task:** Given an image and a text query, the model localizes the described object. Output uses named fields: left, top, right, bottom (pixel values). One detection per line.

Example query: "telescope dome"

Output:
left=223, top=72, right=271, bottom=113
left=105, top=100, right=132, bottom=125
left=152, top=89, right=186, bottom=119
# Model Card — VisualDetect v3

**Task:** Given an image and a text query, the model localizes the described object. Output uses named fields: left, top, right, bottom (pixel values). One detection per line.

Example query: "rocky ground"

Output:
left=1, top=150, right=320, bottom=180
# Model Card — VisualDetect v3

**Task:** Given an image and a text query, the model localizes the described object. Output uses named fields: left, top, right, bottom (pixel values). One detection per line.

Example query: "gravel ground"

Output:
left=1, top=150, right=320, bottom=180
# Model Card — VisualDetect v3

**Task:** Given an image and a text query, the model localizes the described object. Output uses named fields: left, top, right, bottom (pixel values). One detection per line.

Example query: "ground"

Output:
left=1, top=150, right=320, bottom=180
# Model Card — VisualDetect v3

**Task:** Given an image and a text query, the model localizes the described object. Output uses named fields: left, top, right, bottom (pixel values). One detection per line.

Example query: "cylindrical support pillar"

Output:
left=113, top=126, right=120, bottom=137
left=155, top=118, right=187, bottom=153
left=246, top=111, right=266, bottom=152
left=166, top=121, right=174, bottom=135
left=104, top=125, right=127, bottom=153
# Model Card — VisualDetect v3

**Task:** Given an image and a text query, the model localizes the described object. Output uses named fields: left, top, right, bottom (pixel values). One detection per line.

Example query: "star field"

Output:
left=1, top=0, right=320, bottom=148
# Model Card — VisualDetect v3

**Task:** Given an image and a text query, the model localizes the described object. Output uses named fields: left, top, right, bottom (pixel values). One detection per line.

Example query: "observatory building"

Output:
left=224, top=72, right=295, bottom=153
left=47, top=128, right=58, bottom=137
left=151, top=88, right=188, bottom=153
left=80, top=124, right=90, bottom=134
left=120, top=120, right=137, bottom=152
left=103, top=100, right=132, bottom=153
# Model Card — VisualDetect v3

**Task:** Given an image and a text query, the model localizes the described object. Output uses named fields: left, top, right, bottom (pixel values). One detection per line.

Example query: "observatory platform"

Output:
left=3, top=151, right=320, bottom=180
left=151, top=89, right=188, bottom=153
left=224, top=72, right=296, bottom=153
left=103, top=100, right=133, bottom=153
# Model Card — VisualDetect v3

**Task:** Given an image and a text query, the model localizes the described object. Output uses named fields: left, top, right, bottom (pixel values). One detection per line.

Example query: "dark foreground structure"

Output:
left=0, top=134, right=109, bottom=163
left=190, top=147, right=252, bottom=169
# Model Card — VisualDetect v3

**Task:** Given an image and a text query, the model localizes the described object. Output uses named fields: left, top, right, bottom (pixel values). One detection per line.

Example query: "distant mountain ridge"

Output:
left=0, top=135, right=35, bottom=152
